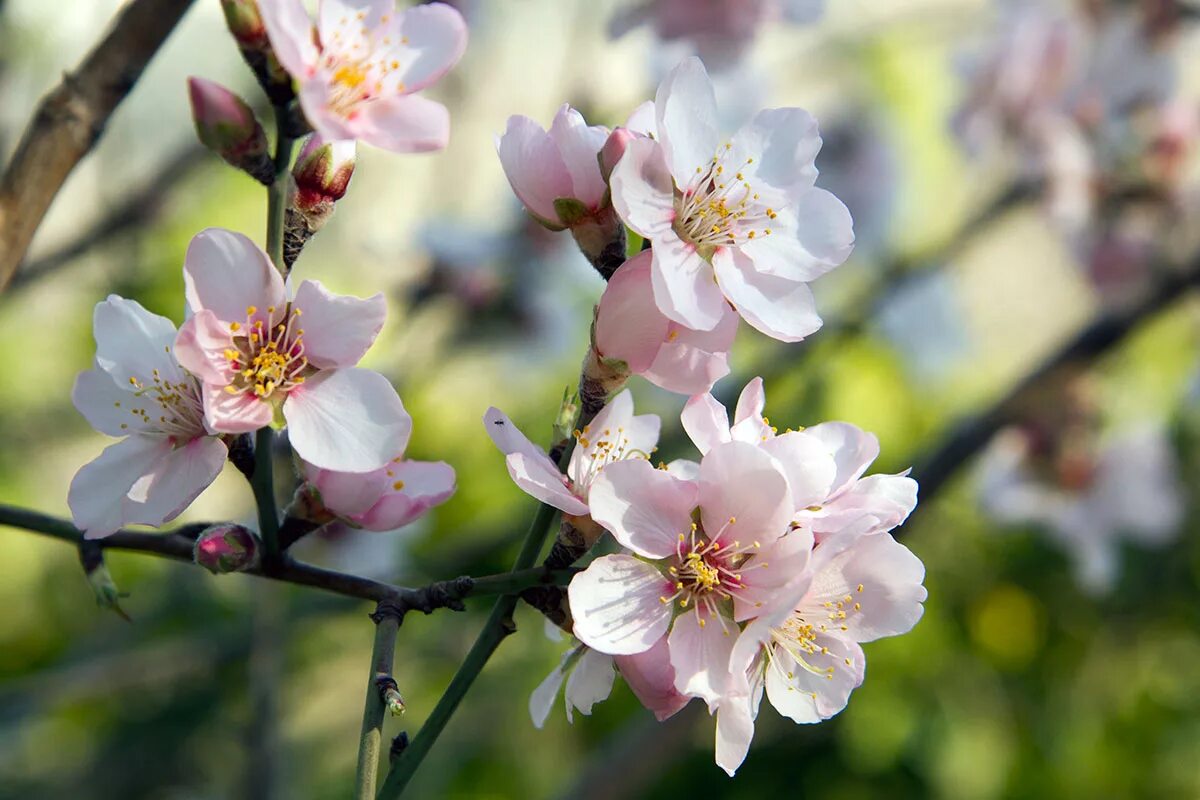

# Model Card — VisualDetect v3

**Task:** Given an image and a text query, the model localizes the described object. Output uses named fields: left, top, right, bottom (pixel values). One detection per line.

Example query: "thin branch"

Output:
left=379, top=490, right=567, bottom=797
left=355, top=605, right=402, bottom=799
left=0, top=0, right=197, bottom=294
left=910, top=258, right=1200, bottom=507
left=0, top=503, right=574, bottom=612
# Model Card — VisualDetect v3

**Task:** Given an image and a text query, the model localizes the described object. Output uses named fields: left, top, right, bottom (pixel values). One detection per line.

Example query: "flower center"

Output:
left=122, top=368, right=206, bottom=441
left=571, top=423, right=651, bottom=493
left=766, top=583, right=866, bottom=683
left=658, top=520, right=768, bottom=624
left=223, top=304, right=309, bottom=400
left=674, top=144, right=778, bottom=254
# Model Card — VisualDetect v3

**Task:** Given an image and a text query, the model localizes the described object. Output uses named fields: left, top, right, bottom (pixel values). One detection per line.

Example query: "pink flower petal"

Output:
left=651, top=229, right=726, bottom=331
left=803, top=421, right=881, bottom=500
left=733, top=377, right=765, bottom=425
left=355, top=94, right=450, bottom=153
left=732, top=528, right=814, bottom=622
left=594, top=252, right=670, bottom=373
left=393, top=2, right=468, bottom=92
left=183, top=228, right=284, bottom=321
left=712, top=247, right=822, bottom=342
left=765, top=635, right=864, bottom=722
left=609, top=137, right=676, bottom=238
left=802, top=533, right=926, bottom=642
left=588, top=459, right=698, bottom=559
left=614, top=637, right=691, bottom=721
left=668, top=607, right=736, bottom=707
left=201, top=383, right=273, bottom=434
left=655, top=56, right=720, bottom=185
left=497, top=114, right=574, bottom=224
left=68, top=434, right=174, bottom=538
left=642, top=304, right=737, bottom=395
left=92, top=296, right=182, bottom=384
left=714, top=691, right=758, bottom=777
left=680, top=392, right=731, bottom=456
left=291, top=279, right=386, bottom=369
left=699, top=441, right=793, bottom=548
left=305, top=461, right=393, bottom=516
left=174, top=310, right=237, bottom=386
left=259, top=0, right=320, bottom=77
left=354, top=460, right=457, bottom=530
left=283, top=367, right=413, bottom=472
left=568, top=554, right=674, bottom=655
left=564, top=648, right=616, bottom=723
left=505, top=452, right=589, bottom=516
left=728, top=106, right=821, bottom=196
left=73, top=368, right=148, bottom=437
left=760, top=431, right=839, bottom=510
left=548, top=104, right=610, bottom=209
left=123, top=436, right=228, bottom=528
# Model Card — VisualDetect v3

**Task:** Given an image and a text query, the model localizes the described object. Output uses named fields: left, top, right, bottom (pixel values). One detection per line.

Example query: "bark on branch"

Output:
left=0, top=0, right=197, bottom=294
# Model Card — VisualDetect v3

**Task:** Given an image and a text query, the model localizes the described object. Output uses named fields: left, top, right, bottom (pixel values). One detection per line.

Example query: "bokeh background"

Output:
left=3, top=0, right=1200, bottom=797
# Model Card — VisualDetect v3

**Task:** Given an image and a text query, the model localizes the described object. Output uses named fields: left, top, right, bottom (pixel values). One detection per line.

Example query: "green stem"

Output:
left=376, top=498, right=562, bottom=798
left=253, top=426, right=280, bottom=563
left=355, top=610, right=401, bottom=799
left=266, top=104, right=295, bottom=273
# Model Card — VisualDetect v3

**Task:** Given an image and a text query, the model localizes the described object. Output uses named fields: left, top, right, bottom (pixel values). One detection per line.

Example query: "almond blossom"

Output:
left=259, top=0, right=467, bottom=152
left=594, top=250, right=737, bottom=395
left=303, top=450, right=456, bottom=531
left=531, top=633, right=690, bottom=728
left=717, top=529, right=927, bottom=774
left=173, top=227, right=411, bottom=473
left=483, top=388, right=659, bottom=517
left=609, top=57, right=854, bottom=342
left=568, top=440, right=804, bottom=709
left=682, top=377, right=917, bottom=537
left=69, top=296, right=228, bottom=538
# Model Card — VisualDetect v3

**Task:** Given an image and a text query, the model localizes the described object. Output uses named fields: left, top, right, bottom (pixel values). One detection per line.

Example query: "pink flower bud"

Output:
left=292, top=135, right=357, bottom=206
left=219, top=0, right=267, bottom=48
left=599, top=127, right=635, bottom=182
left=193, top=524, right=260, bottom=574
left=187, top=77, right=273, bottom=184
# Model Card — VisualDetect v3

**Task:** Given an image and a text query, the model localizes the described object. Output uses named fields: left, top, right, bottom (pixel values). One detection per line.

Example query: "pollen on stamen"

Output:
left=392, top=480, right=405, bottom=490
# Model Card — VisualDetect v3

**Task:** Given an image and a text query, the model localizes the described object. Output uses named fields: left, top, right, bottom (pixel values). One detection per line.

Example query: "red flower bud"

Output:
left=193, top=524, right=260, bottom=574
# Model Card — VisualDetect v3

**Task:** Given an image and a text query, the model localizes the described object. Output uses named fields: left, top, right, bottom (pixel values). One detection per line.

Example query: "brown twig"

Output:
left=0, top=0, right=197, bottom=294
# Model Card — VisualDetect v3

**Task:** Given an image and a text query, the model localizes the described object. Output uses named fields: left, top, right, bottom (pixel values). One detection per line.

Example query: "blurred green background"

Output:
left=2, top=1, right=1200, bottom=798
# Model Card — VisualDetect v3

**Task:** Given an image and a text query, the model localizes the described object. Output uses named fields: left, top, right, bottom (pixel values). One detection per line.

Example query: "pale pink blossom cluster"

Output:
left=488, top=380, right=925, bottom=774
left=259, top=0, right=467, bottom=153
left=497, top=57, right=855, bottom=395
left=70, top=227, right=455, bottom=538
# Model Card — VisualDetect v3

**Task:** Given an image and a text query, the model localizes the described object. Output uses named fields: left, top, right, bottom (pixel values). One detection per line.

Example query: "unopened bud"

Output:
left=599, top=127, right=635, bottom=182
left=193, top=524, right=260, bottom=574
left=188, top=77, right=274, bottom=184
left=220, top=0, right=265, bottom=45
left=552, top=387, right=581, bottom=449
left=81, top=547, right=131, bottom=621
left=220, top=0, right=295, bottom=105
left=284, top=135, right=356, bottom=269
left=377, top=675, right=406, bottom=716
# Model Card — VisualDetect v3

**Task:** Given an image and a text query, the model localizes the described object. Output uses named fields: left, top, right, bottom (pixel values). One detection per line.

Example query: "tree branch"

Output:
left=0, top=503, right=574, bottom=613
left=910, top=258, right=1200, bottom=507
left=0, top=0, right=197, bottom=294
